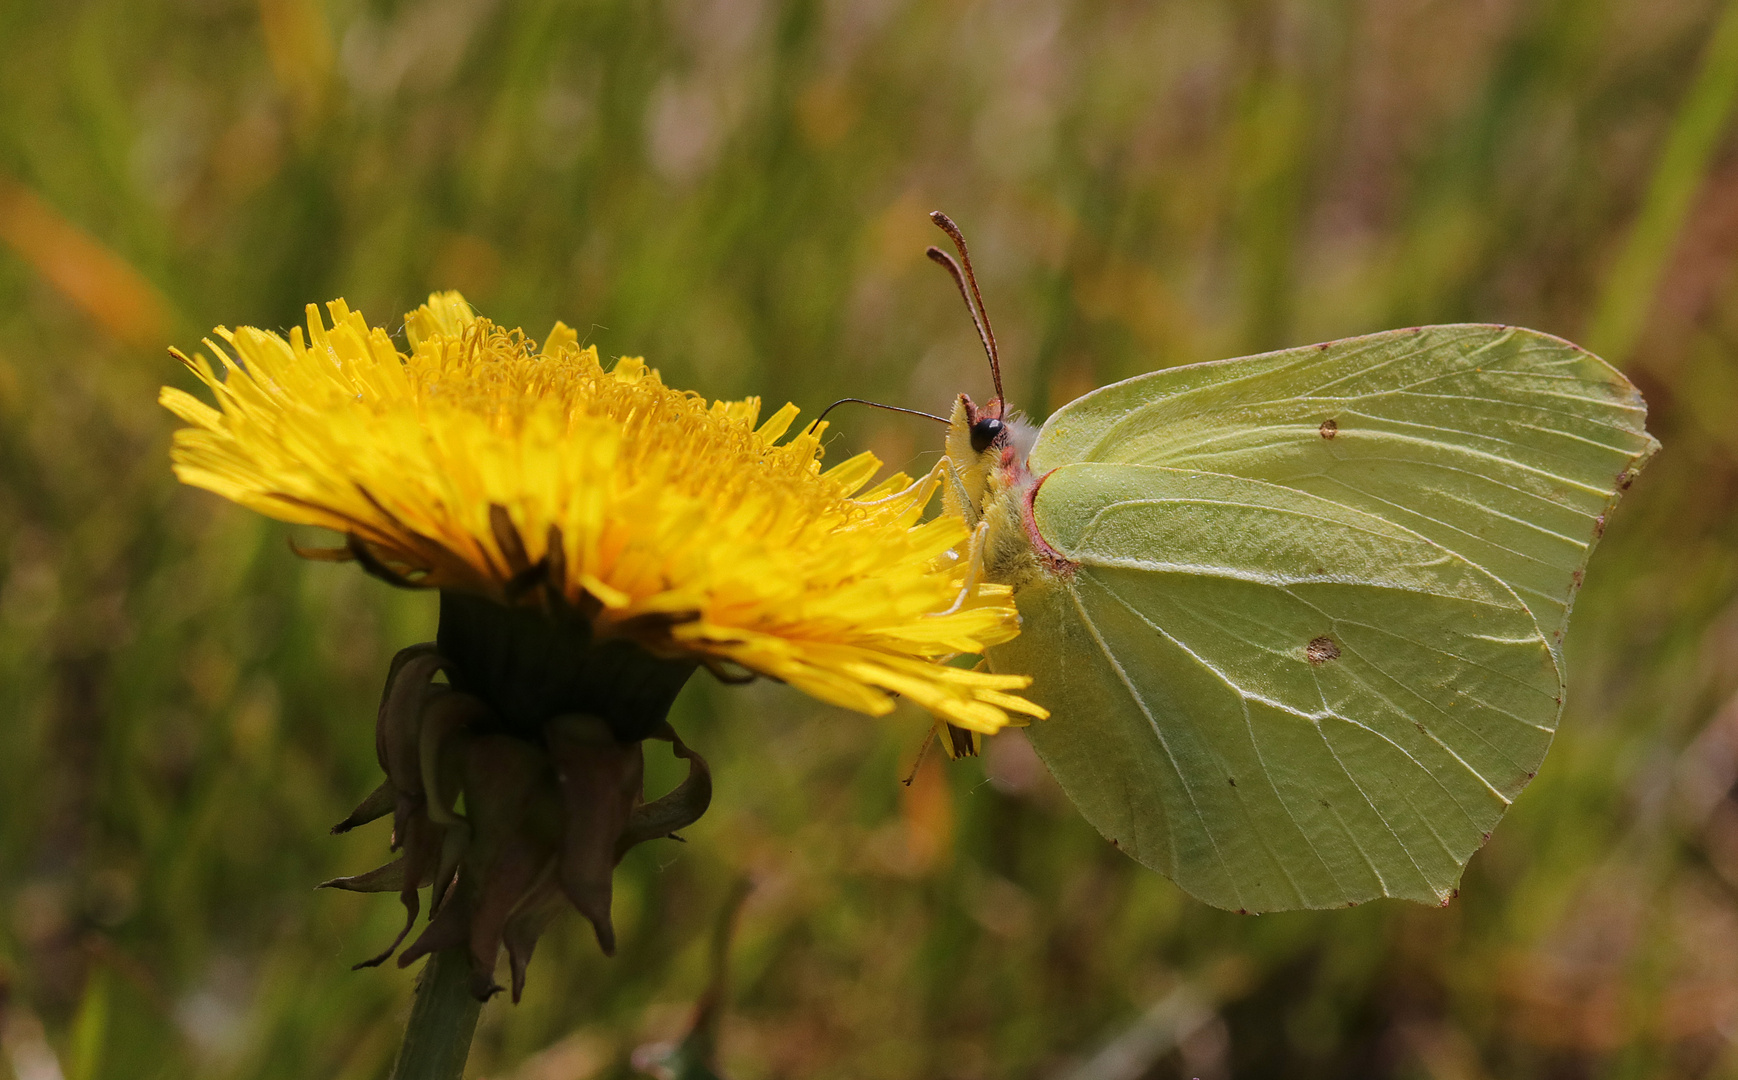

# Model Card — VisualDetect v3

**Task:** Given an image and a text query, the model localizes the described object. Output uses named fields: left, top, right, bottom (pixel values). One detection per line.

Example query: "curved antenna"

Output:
left=925, top=248, right=997, bottom=393
left=928, top=211, right=1004, bottom=408
left=814, top=397, right=950, bottom=427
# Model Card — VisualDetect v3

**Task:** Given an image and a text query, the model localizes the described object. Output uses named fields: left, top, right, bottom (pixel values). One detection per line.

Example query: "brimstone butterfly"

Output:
left=918, top=212, right=1657, bottom=913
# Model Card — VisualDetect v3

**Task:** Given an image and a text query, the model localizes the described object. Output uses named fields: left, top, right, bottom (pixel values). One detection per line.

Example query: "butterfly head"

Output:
left=954, top=393, right=1030, bottom=455
left=968, top=407, right=1006, bottom=454
left=945, top=393, right=1038, bottom=518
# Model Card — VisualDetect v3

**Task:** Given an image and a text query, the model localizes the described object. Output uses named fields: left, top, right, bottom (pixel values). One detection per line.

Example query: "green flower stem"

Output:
left=388, top=948, right=484, bottom=1080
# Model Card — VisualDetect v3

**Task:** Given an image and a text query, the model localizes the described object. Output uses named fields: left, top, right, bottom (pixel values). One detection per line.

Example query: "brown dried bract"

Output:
left=323, top=642, right=713, bottom=1001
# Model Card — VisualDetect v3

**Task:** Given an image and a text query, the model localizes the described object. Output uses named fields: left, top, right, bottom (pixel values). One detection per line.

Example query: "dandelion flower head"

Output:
left=160, top=292, right=1043, bottom=734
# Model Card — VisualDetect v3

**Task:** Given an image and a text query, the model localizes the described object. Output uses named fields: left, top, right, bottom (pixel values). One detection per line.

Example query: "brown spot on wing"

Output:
left=1306, top=636, right=1340, bottom=665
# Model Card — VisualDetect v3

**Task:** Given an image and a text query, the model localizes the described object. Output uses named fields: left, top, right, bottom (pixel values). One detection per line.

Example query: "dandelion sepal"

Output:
left=332, top=632, right=711, bottom=1001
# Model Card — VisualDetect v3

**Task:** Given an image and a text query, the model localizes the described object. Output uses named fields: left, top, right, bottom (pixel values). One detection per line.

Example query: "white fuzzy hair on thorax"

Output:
left=1003, top=413, right=1040, bottom=463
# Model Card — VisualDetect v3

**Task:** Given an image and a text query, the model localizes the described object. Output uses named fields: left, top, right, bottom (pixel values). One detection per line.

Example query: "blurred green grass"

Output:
left=2, top=0, right=1738, bottom=1077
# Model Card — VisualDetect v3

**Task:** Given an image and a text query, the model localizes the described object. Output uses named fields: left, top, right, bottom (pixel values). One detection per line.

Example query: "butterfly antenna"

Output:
left=925, top=248, right=993, bottom=380
left=814, top=398, right=950, bottom=427
left=928, top=211, right=1004, bottom=409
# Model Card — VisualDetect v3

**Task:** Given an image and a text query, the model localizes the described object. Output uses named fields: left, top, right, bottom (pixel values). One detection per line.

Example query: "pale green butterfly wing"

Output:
left=993, top=326, right=1655, bottom=911
left=994, top=464, right=1559, bottom=910
left=1027, top=325, right=1659, bottom=655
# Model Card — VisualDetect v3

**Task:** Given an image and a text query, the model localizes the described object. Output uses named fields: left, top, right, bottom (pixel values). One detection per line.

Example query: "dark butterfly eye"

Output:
left=969, top=417, right=1005, bottom=453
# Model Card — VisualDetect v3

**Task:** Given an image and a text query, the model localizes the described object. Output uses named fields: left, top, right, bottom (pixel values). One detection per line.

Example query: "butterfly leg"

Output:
left=933, top=517, right=990, bottom=617
left=850, top=457, right=948, bottom=509
left=900, top=725, right=938, bottom=785
left=940, top=457, right=982, bottom=529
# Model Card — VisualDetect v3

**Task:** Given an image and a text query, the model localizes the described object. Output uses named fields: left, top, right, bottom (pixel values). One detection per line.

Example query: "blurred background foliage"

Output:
left=1, top=0, right=1737, bottom=1076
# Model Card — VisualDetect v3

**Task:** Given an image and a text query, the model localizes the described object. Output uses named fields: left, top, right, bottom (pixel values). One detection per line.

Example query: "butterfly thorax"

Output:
left=943, top=394, right=1059, bottom=589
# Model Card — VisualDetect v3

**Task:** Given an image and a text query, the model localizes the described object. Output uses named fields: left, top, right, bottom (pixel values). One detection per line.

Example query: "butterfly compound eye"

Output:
left=969, top=417, right=1005, bottom=453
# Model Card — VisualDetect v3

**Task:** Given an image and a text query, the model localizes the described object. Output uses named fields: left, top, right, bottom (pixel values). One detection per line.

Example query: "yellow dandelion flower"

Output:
left=159, top=291, right=1044, bottom=735
left=161, top=291, right=1048, bottom=998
